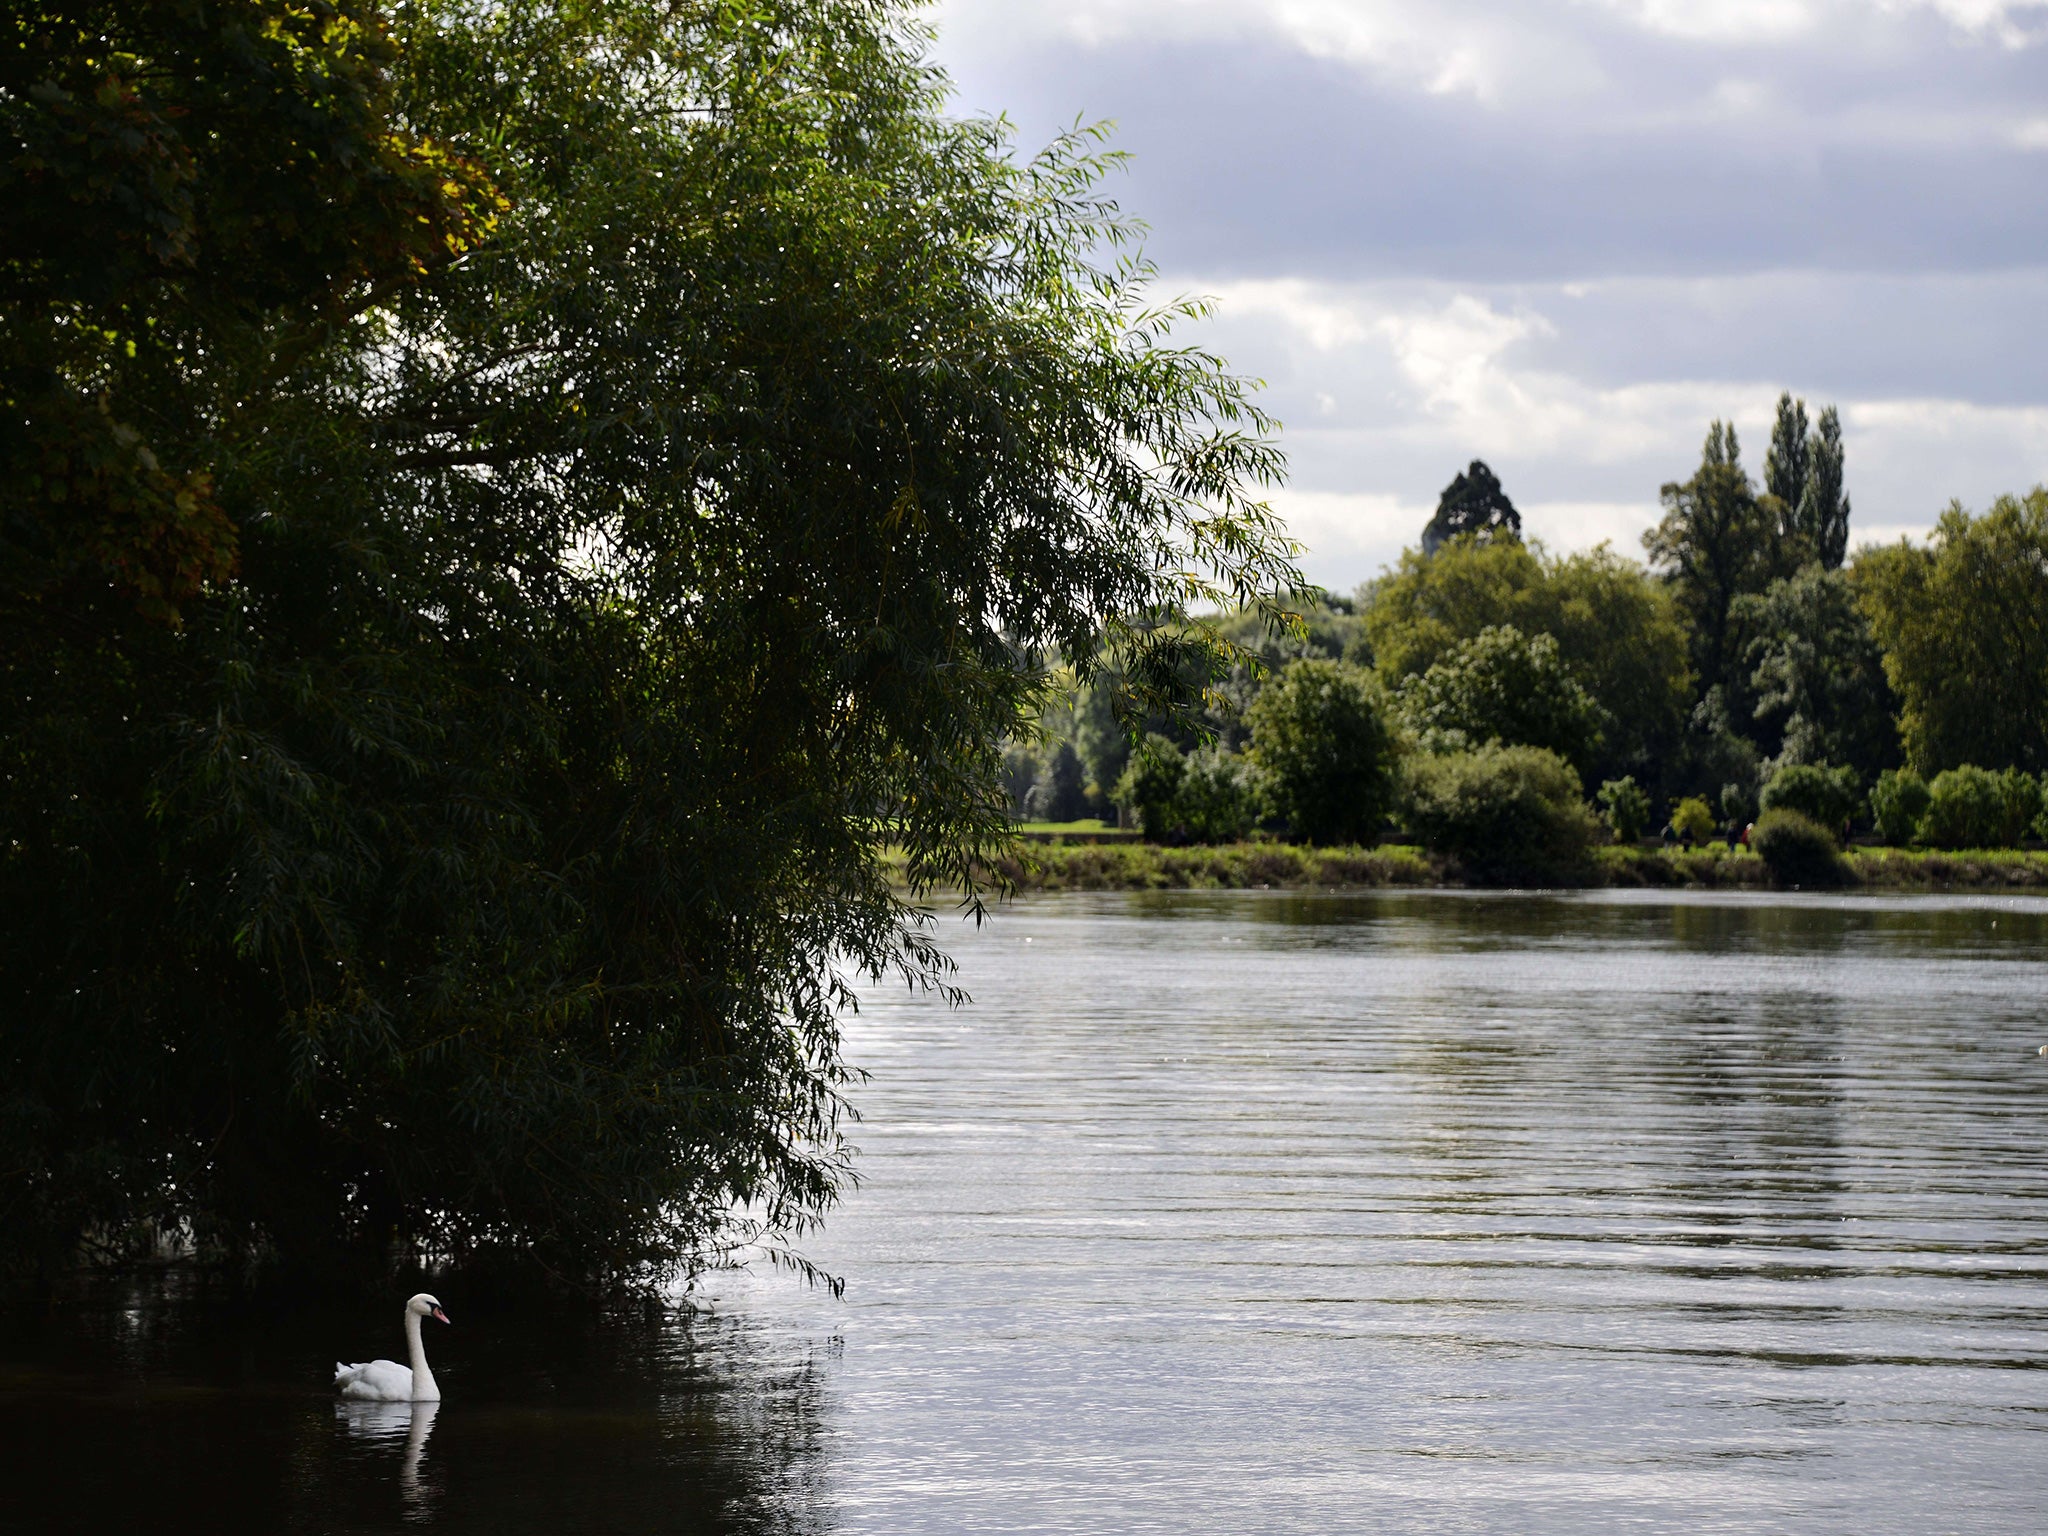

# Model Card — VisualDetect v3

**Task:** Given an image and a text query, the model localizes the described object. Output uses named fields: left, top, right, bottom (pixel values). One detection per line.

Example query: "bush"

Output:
left=1403, top=744, right=1600, bottom=883
left=1751, top=808, right=1845, bottom=885
left=1247, top=660, right=1401, bottom=845
left=1870, top=767, right=1930, bottom=845
left=1759, top=762, right=1859, bottom=832
left=1598, top=776, right=1650, bottom=843
left=1919, top=764, right=2034, bottom=849
left=1669, top=795, right=1716, bottom=844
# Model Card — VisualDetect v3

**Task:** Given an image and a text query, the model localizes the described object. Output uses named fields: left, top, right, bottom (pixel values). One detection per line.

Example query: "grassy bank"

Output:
left=889, top=840, right=2048, bottom=893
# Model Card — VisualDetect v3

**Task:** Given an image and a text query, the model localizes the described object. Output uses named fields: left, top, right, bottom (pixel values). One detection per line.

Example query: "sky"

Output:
left=923, top=0, right=2048, bottom=591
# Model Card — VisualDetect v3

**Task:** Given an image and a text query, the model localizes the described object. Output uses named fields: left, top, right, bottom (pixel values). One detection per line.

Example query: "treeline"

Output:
left=1008, top=404, right=2048, bottom=876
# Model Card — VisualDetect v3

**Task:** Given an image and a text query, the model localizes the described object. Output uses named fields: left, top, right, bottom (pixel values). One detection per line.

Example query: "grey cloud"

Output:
left=938, top=22, right=2048, bottom=284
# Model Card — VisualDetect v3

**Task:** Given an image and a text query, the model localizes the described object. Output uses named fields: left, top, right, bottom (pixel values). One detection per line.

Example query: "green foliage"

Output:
left=1758, top=762, right=1860, bottom=831
left=0, top=1, right=1303, bottom=1287
left=1398, top=624, right=1606, bottom=781
left=1644, top=421, right=1784, bottom=698
left=1918, top=765, right=2037, bottom=849
left=1734, top=563, right=1898, bottom=780
left=1168, top=747, right=1273, bottom=844
left=1403, top=745, right=1599, bottom=880
left=1114, top=734, right=1188, bottom=841
left=1669, top=795, right=1717, bottom=844
left=1, top=0, right=502, bottom=628
left=1751, top=808, right=1845, bottom=885
left=1361, top=538, right=1689, bottom=783
left=1402, top=744, right=1599, bottom=883
left=1857, top=491, right=2048, bottom=775
left=1246, top=659, right=1400, bottom=845
left=1598, top=776, right=1651, bottom=843
left=1870, top=767, right=1931, bottom=846
left=1421, top=460, right=1520, bottom=555
left=1764, top=395, right=1851, bottom=571
left=1112, top=737, right=1271, bottom=844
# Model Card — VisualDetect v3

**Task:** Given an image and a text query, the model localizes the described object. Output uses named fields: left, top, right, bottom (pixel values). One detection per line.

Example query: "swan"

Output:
left=335, top=1293, right=450, bottom=1402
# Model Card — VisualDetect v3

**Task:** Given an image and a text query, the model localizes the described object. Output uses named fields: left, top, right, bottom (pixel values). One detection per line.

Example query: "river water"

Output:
left=5, top=890, right=2048, bottom=1533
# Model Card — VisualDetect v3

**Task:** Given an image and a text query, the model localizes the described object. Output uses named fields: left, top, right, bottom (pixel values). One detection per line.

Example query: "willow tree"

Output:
left=0, top=0, right=1301, bottom=1287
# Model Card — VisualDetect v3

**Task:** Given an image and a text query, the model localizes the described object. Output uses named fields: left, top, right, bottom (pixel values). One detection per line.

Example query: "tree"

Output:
left=1764, top=395, right=1851, bottom=570
left=1360, top=538, right=1689, bottom=787
left=1733, top=563, right=1899, bottom=781
left=1644, top=421, right=1780, bottom=701
left=1758, top=763, right=1860, bottom=830
left=1246, top=660, right=1400, bottom=844
left=0, top=0, right=1303, bottom=1287
left=1398, top=625, right=1606, bottom=782
left=1800, top=407, right=1852, bottom=570
left=1765, top=393, right=1811, bottom=515
left=1856, top=491, right=2048, bottom=774
left=1025, top=742, right=1091, bottom=822
left=1420, top=460, right=1520, bottom=555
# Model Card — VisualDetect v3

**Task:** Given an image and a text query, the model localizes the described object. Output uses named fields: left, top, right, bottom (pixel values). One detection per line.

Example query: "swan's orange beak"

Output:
left=431, top=1306, right=450, bottom=1325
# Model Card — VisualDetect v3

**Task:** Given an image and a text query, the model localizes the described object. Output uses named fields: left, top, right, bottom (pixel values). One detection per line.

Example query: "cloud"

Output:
left=925, top=1, right=2048, bottom=588
left=1187, top=276, right=2048, bottom=587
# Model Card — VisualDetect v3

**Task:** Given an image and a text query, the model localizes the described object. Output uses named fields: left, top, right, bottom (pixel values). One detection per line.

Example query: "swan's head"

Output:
left=406, top=1292, right=451, bottom=1325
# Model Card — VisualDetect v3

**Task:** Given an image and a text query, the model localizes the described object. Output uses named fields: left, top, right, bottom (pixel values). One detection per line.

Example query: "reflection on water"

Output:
left=338, top=1399, right=439, bottom=1511
left=4, top=890, right=2048, bottom=1534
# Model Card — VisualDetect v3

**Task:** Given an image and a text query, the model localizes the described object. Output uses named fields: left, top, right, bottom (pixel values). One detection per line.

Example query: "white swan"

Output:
left=335, top=1293, right=450, bottom=1402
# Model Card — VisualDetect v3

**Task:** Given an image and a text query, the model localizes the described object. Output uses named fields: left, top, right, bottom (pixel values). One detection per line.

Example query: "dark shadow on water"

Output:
left=0, top=1273, right=834, bottom=1535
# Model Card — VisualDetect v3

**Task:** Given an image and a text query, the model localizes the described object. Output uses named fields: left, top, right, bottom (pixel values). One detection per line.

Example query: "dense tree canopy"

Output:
left=1361, top=536, right=1689, bottom=786
left=1857, top=491, right=2048, bottom=774
left=0, top=0, right=1301, bottom=1286
left=1397, top=625, right=1606, bottom=783
left=1735, top=564, right=1898, bottom=780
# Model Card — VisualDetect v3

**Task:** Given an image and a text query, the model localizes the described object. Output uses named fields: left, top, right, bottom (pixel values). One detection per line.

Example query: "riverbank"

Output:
left=891, top=841, right=2048, bottom=893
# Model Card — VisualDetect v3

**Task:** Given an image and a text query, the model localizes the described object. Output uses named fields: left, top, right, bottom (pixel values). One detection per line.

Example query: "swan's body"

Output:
left=336, top=1293, right=449, bottom=1402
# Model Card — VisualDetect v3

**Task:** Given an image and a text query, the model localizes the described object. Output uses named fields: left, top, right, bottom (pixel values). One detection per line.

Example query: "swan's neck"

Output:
left=405, top=1309, right=440, bottom=1401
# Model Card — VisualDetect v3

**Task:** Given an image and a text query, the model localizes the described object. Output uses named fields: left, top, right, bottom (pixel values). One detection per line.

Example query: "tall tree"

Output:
left=1857, top=491, right=2048, bottom=773
left=1765, top=392, right=1810, bottom=513
left=0, top=0, right=1303, bottom=1287
left=1420, top=460, right=1520, bottom=555
left=1799, top=406, right=1852, bottom=569
left=1643, top=421, right=1778, bottom=705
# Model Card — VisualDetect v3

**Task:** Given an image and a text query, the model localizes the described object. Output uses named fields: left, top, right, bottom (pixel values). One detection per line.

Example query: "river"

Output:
left=5, top=890, right=2047, bottom=1533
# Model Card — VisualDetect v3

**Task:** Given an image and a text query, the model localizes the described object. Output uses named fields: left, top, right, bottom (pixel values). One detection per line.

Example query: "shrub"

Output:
left=1759, top=762, right=1859, bottom=832
left=1403, top=744, right=1600, bottom=883
left=1921, top=764, right=2019, bottom=849
left=1997, top=768, right=2041, bottom=845
left=1247, top=660, right=1401, bottom=845
left=1870, top=767, right=1930, bottom=845
left=1669, top=795, right=1716, bottom=844
left=1598, top=776, right=1650, bottom=843
left=1751, top=808, right=1845, bottom=885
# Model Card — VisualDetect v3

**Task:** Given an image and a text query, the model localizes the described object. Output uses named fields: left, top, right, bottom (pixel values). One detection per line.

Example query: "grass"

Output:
left=887, top=839, right=2048, bottom=893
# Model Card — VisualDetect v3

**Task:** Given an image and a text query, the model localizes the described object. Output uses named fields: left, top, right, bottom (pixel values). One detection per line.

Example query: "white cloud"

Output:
left=1184, top=277, right=2048, bottom=587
